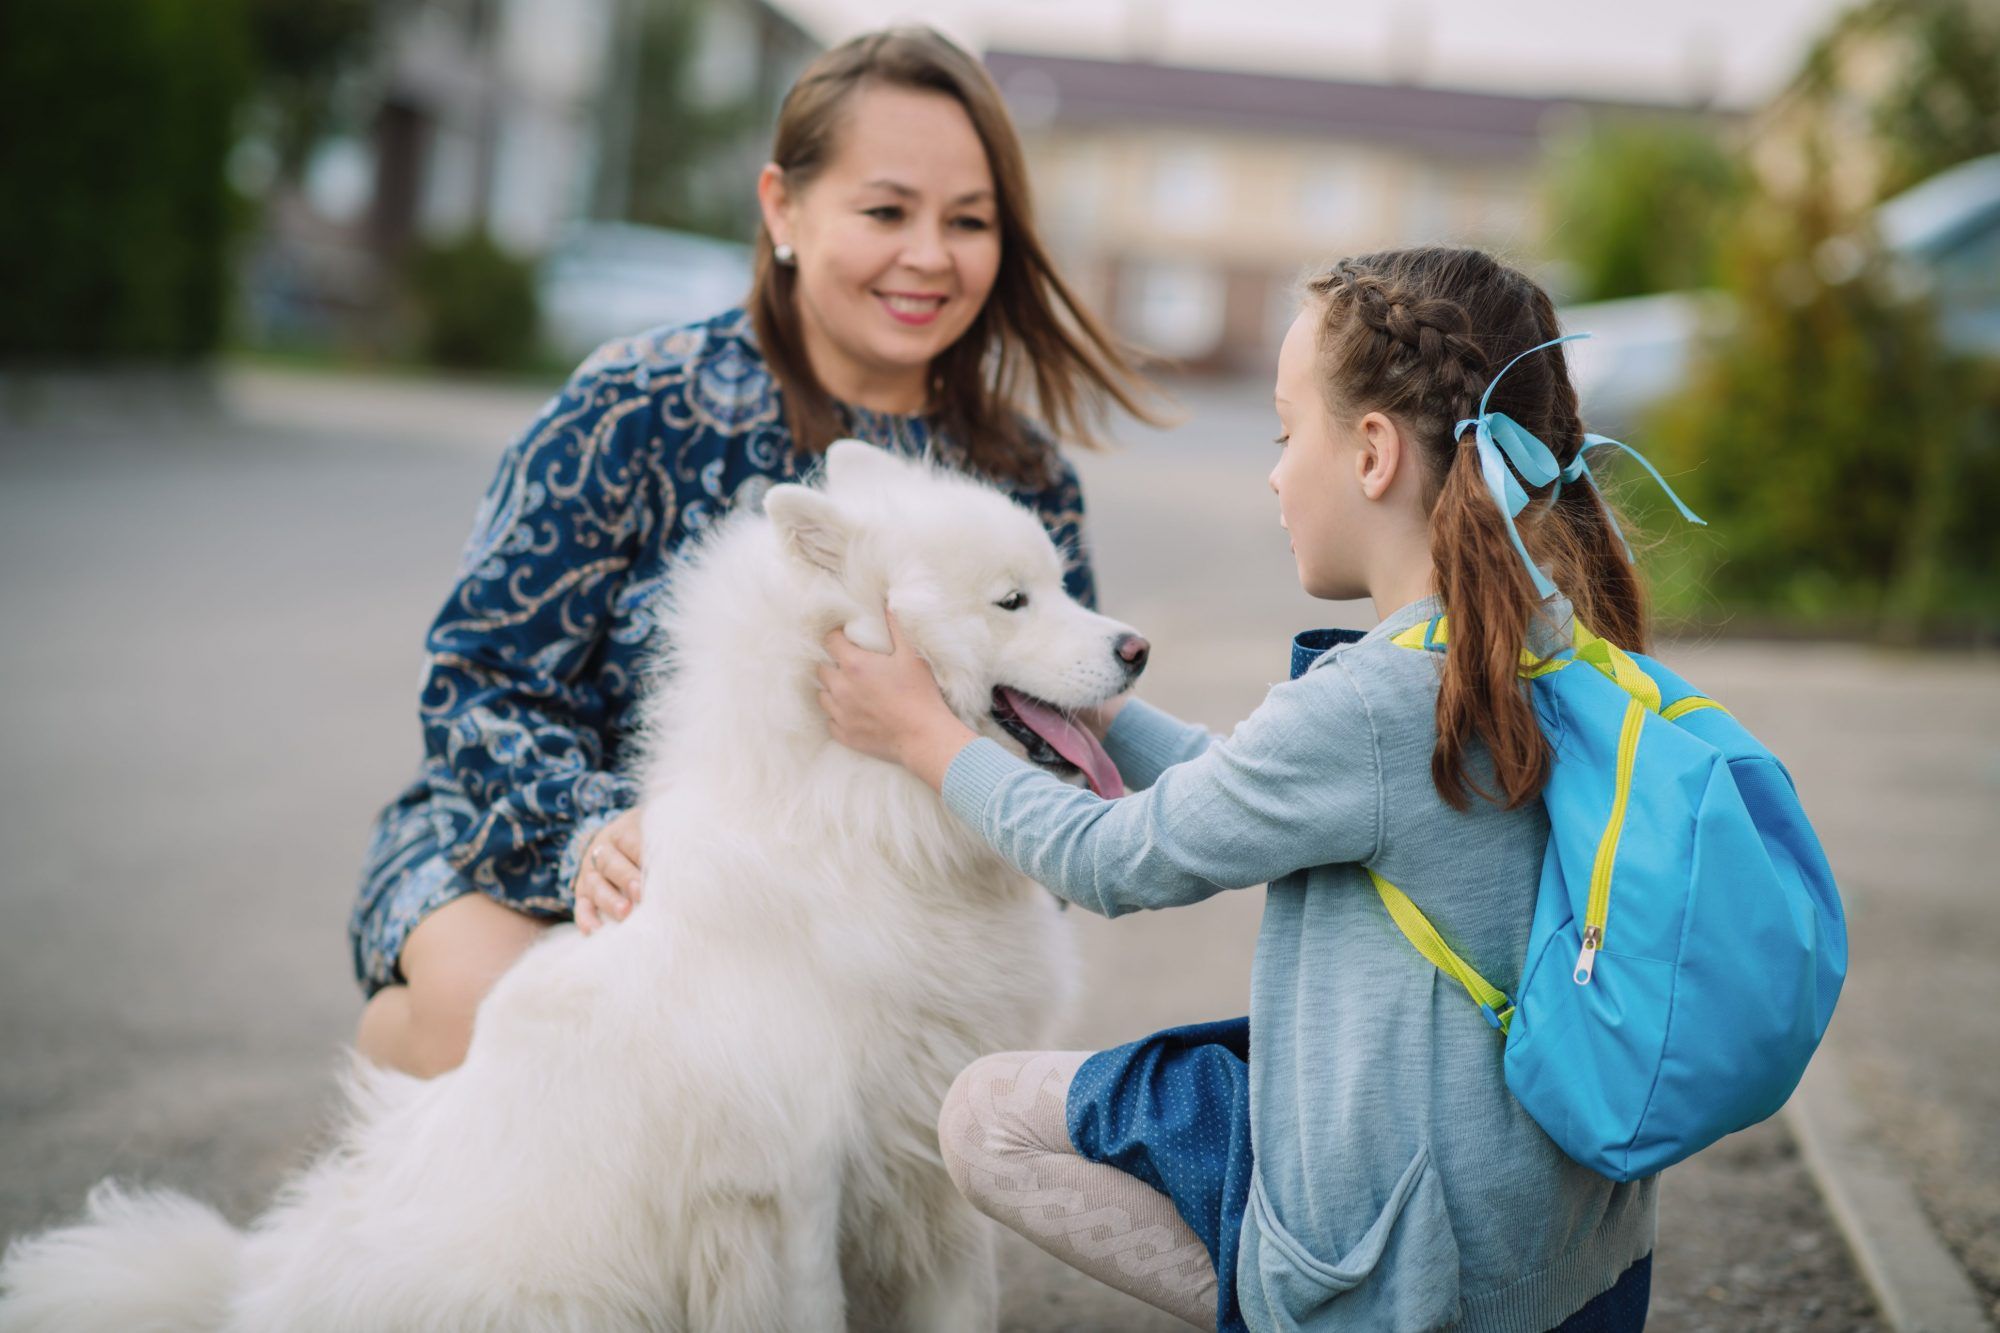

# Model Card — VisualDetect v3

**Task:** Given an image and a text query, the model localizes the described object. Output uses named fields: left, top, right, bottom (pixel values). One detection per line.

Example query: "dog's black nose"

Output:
left=1115, top=633, right=1150, bottom=677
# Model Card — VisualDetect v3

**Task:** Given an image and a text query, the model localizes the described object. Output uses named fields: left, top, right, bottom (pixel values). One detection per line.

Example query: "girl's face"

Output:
left=1270, top=304, right=1427, bottom=602
left=1271, top=306, right=1368, bottom=600
left=759, top=85, right=1003, bottom=410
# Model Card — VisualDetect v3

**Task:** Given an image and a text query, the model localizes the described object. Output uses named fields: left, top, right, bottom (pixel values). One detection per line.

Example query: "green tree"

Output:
left=617, top=0, right=765, bottom=239
left=0, top=0, right=252, bottom=360
left=1641, top=145, right=1992, bottom=640
left=1541, top=116, right=1747, bottom=303
left=1629, top=0, right=2000, bottom=641
left=246, top=0, right=382, bottom=181
left=1801, top=0, right=2000, bottom=197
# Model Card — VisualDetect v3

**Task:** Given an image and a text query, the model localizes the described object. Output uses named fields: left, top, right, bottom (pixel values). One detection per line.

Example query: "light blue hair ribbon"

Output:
left=1455, top=332, right=1705, bottom=599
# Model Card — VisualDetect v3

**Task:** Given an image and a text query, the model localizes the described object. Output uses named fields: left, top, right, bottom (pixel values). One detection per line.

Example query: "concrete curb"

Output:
left=1784, top=1043, right=1994, bottom=1332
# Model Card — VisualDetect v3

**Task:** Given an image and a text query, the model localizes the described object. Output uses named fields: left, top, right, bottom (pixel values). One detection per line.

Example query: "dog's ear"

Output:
left=763, top=484, right=850, bottom=575
left=823, top=439, right=907, bottom=493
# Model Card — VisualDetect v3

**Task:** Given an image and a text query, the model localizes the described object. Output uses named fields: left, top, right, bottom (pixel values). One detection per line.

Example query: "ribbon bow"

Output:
left=1456, top=332, right=1705, bottom=599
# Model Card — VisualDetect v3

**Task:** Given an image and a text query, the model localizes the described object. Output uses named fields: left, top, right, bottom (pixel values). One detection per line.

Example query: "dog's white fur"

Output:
left=0, top=442, right=1145, bottom=1332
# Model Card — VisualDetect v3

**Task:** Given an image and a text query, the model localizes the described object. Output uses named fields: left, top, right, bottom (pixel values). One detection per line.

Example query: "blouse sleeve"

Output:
left=417, top=347, right=658, bottom=913
left=939, top=655, right=1384, bottom=917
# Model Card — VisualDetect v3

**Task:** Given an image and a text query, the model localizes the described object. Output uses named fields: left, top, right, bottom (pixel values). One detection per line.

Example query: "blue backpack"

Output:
left=1365, top=331, right=1848, bottom=1181
left=1375, top=613, right=1848, bottom=1181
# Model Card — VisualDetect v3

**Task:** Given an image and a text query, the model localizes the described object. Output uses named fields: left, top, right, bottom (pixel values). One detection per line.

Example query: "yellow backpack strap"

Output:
left=1368, top=869, right=1514, bottom=1033
left=1662, top=695, right=1729, bottom=722
left=1569, top=623, right=1661, bottom=713
left=1388, top=613, right=1569, bottom=679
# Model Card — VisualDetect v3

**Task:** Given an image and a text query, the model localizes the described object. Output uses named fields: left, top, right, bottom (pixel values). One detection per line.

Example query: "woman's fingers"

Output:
left=572, top=811, right=647, bottom=936
left=607, top=818, right=644, bottom=902
left=593, top=842, right=641, bottom=915
left=574, top=881, right=604, bottom=935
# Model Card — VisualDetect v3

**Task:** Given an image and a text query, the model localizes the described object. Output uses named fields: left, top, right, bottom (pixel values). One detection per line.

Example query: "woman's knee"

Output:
left=399, top=893, right=546, bottom=1064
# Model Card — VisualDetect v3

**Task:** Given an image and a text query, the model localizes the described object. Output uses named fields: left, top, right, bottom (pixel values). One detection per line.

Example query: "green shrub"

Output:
left=1636, top=188, right=1997, bottom=641
left=1541, top=116, right=1746, bottom=303
left=0, top=0, right=251, bottom=361
left=409, top=232, right=541, bottom=372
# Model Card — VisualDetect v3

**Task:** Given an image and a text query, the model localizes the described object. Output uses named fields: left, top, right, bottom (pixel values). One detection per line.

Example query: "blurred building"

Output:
left=248, top=0, right=815, bottom=350
left=985, top=50, right=1719, bottom=373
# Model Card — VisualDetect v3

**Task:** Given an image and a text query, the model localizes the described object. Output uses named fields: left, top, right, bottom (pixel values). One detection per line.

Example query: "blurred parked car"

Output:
left=537, top=223, right=754, bottom=360
left=1562, top=152, right=2000, bottom=432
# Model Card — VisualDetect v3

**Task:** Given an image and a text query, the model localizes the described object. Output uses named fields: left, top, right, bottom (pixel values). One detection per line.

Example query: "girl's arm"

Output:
left=822, top=624, right=1381, bottom=917
left=1097, top=696, right=1221, bottom=792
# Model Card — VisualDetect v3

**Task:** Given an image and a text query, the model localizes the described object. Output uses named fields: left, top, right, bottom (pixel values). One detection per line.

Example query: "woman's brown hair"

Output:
left=1306, top=247, right=1650, bottom=811
left=748, top=26, right=1162, bottom=485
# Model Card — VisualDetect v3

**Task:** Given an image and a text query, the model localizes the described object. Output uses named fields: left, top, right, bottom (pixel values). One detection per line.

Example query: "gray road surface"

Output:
left=3, top=363, right=1986, bottom=1328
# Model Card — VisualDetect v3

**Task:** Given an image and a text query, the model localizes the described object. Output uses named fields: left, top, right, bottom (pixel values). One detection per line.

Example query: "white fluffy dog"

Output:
left=0, top=441, right=1148, bottom=1333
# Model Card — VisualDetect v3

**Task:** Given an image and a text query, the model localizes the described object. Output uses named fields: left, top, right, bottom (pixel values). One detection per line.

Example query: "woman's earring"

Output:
left=773, top=242, right=796, bottom=267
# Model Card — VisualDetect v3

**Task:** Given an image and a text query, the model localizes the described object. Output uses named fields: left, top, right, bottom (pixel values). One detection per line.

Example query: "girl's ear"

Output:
left=1355, top=411, right=1406, bottom=502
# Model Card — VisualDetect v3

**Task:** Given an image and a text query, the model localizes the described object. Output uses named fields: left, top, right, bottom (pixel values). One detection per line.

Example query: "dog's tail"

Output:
left=0, top=1179, right=242, bottom=1333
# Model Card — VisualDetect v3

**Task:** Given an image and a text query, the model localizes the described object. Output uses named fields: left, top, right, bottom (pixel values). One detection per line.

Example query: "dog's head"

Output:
left=763, top=441, right=1147, bottom=798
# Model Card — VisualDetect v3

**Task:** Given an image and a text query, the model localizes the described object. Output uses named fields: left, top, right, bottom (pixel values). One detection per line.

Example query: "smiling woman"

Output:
left=347, top=25, right=1161, bottom=1087
left=750, top=28, right=1159, bottom=485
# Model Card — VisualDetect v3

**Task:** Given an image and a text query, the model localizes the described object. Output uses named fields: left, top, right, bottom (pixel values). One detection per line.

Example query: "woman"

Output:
left=350, top=25, right=1159, bottom=1077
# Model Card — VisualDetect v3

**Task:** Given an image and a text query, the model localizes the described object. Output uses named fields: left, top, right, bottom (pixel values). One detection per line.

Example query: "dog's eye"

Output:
left=995, top=591, right=1029, bottom=612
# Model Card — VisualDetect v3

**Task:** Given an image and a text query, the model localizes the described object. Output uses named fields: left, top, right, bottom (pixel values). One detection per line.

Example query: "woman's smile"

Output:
left=876, top=290, right=949, bottom=325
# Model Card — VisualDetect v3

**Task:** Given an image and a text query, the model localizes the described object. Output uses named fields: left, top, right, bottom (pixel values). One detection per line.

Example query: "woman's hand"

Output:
left=818, top=611, right=977, bottom=791
left=572, top=806, right=644, bottom=934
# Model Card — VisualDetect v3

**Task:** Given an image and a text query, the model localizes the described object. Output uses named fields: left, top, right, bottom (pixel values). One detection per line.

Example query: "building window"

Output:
left=1122, top=260, right=1226, bottom=360
left=1150, top=148, right=1225, bottom=235
left=1299, top=163, right=1372, bottom=240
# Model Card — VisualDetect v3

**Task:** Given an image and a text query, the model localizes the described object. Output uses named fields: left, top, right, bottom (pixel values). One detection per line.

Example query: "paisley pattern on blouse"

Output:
left=350, top=307, right=1096, bottom=995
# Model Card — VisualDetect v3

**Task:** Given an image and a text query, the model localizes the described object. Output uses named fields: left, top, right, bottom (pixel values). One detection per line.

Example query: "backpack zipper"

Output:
left=1576, top=695, right=1646, bottom=985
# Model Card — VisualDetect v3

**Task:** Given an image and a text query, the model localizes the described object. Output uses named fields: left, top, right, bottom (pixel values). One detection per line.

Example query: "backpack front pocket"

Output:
left=1239, top=1145, right=1460, bottom=1331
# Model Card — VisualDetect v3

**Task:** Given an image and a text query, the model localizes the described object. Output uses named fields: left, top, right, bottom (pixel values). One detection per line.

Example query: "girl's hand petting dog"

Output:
left=820, top=610, right=977, bottom=793
left=573, top=806, right=645, bottom=934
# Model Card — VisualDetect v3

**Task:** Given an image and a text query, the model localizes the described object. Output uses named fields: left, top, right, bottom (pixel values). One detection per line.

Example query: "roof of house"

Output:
left=983, top=49, right=1732, bottom=155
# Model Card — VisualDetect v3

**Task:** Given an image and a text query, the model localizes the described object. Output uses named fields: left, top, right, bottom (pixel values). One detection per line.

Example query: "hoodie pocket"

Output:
left=1241, top=1146, right=1461, bottom=1332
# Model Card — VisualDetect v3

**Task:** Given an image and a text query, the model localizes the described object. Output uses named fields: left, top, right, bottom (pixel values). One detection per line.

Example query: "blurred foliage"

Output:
left=410, top=232, right=541, bottom=371
left=1603, top=0, right=2000, bottom=643
left=1542, top=117, right=1747, bottom=303
left=622, top=0, right=764, bottom=239
left=1802, top=0, right=2000, bottom=198
left=1640, top=184, right=1995, bottom=640
left=246, top=0, right=382, bottom=181
left=0, top=0, right=252, bottom=361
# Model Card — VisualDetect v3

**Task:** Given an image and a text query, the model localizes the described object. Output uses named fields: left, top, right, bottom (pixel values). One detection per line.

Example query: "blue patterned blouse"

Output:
left=349, top=307, right=1098, bottom=995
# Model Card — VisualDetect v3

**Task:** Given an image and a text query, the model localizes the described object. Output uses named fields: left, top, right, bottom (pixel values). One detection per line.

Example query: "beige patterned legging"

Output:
left=936, top=1049, right=1220, bottom=1330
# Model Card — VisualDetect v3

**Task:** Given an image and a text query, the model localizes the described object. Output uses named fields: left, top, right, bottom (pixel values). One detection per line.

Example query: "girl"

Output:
left=349, top=25, right=1159, bottom=1077
left=819, top=247, right=1660, bottom=1331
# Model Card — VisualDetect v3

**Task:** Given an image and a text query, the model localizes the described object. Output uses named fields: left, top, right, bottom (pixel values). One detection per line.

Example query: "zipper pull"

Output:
left=1573, top=925, right=1602, bottom=986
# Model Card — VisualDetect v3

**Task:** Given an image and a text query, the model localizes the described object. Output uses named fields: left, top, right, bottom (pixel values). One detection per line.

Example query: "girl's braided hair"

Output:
left=1307, top=247, right=1649, bottom=811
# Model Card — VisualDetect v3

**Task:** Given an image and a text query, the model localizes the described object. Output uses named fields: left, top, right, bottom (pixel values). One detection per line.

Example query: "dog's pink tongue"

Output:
left=998, top=688, right=1125, bottom=799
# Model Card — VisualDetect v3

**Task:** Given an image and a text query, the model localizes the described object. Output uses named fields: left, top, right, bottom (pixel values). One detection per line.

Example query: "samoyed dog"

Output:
left=0, top=441, right=1147, bottom=1333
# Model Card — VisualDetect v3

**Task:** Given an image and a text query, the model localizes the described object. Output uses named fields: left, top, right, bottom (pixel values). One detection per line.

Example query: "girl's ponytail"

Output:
left=1430, top=438, right=1551, bottom=811
left=1309, top=247, right=1654, bottom=812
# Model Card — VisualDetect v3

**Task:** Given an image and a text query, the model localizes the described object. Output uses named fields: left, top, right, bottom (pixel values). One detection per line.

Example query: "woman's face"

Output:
left=759, top=84, right=1002, bottom=411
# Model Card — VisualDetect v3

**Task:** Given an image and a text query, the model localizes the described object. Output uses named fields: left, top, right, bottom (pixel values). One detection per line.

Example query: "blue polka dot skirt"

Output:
left=1065, top=1016, right=1255, bottom=1333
